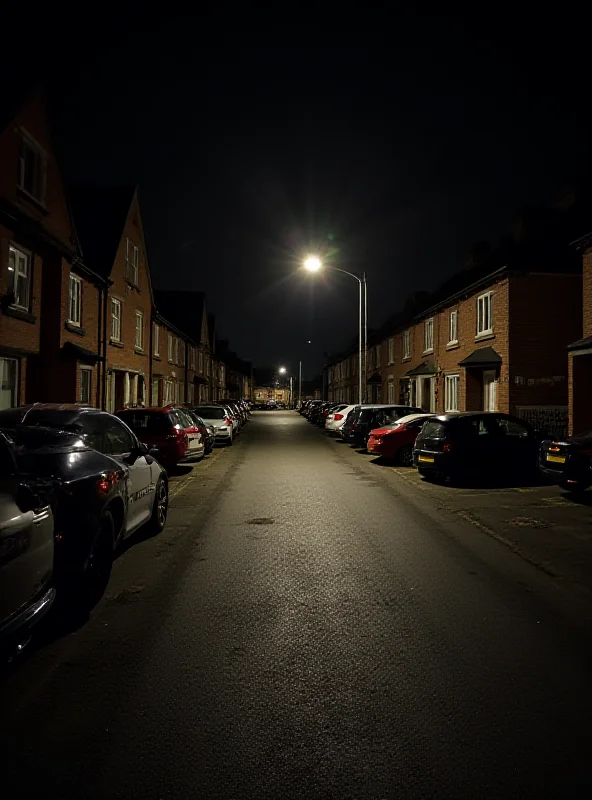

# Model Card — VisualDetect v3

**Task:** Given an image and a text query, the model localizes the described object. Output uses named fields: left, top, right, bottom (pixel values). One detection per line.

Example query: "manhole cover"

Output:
left=507, top=516, right=550, bottom=529
left=246, top=518, right=275, bottom=525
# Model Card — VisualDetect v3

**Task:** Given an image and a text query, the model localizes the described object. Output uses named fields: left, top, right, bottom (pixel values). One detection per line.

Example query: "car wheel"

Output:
left=561, top=480, right=590, bottom=494
left=397, top=444, right=413, bottom=466
left=75, top=510, right=114, bottom=609
left=150, top=475, right=169, bottom=533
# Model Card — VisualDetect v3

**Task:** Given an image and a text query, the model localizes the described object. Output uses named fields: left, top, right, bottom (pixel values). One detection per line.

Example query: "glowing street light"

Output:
left=303, top=255, right=322, bottom=272
left=279, top=366, right=287, bottom=374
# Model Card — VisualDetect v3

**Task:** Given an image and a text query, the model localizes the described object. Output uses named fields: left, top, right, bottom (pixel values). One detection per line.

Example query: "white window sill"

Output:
left=446, top=341, right=459, bottom=350
left=422, top=349, right=434, bottom=355
left=387, top=360, right=395, bottom=366
left=402, top=356, right=411, bottom=362
left=475, top=331, right=495, bottom=342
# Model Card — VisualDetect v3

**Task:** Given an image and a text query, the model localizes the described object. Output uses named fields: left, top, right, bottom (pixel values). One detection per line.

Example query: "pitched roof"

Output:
left=68, top=185, right=136, bottom=278
left=154, top=290, right=206, bottom=345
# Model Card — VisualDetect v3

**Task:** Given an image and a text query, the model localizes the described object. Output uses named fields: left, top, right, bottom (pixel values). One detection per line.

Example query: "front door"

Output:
left=114, top=372, right=125, bottom=413
left=421, top=377, right=434, bottom=412
left=483, top=370, right=497, bottom=412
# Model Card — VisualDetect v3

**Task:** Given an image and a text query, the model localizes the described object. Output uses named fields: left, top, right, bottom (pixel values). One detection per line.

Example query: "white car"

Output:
left=194, top=405, right=234, bottom=445
left=325, top=404, right=356, bottom=434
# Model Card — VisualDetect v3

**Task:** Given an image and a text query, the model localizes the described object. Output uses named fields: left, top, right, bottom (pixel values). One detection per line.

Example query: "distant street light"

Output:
left=279, top=366, right=287, bottom=374
left=302, top=255, right=367, bottom=404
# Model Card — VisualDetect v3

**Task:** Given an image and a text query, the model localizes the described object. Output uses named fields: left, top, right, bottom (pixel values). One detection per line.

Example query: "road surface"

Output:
left=2, top=411, right=592, bottom=798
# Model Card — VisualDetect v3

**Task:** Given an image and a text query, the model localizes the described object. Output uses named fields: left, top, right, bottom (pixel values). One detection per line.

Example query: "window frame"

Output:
left=153, top=323, right=160, bottom=356
left=476, top=292, right=493, bottom=336
left=424, top=317, right=434, bottom=353
left=110, top=297, right=122, bottom=342
left=135, top=309, right=144, bottom=351
left=444, top=374, right=459, bottom=412
left=402, top=330, right=410, bottom=360
left=18, top=132, right=47, bottom=205
left=168, top=334, right=173, bottom=362
left=448, top=309, right=458, bottom=345
left=68, top=273, right=82, bottom=326
left=8, top=243, right=32, bottom=312
left=125, top=238, right=140, bottom=286
left=387, top=337, right=395, bottom=365
left=189, top=346, right=195, bottom=371
left=375, top=344, right=381, bottom=368
left=80, top=367, right=93, bottom=404
left=0, top=356, right=19, bottom=410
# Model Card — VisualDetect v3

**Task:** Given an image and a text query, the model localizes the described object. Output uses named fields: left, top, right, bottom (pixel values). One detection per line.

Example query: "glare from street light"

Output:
left=279, top=366, right=287, bottom=374
left=303, top=255, right=322, bottom=272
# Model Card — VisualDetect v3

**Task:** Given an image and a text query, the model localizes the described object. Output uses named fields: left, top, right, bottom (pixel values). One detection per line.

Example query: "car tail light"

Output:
left=443, top=441, right=454, bottom=453
left=225, top=417, right=232, bottom=426
left=334, top=414, right=343, bottom=421
left=97, top=471, right=118, bottom=495
left=548, top=444, right=561, bottom=452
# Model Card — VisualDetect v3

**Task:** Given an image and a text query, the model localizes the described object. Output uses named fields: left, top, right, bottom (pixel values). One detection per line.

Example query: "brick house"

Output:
left=70, top=185, right=154, bottom=412
left=153, top=290, right=212, bottom=405
left=150, top=311, right=192, bottom=406
left=568, top=232, right=592, bottom=435
left=0, top=91, right=87, bottom=408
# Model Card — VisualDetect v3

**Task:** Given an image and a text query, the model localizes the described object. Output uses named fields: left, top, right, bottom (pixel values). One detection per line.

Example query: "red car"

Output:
left=116, top=406, right=202, bottom=470
left=367, top=413, right=434, bottom=465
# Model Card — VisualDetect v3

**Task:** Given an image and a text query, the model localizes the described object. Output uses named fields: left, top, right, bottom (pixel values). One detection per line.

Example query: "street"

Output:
left=2, top=411, right=592, bottom=798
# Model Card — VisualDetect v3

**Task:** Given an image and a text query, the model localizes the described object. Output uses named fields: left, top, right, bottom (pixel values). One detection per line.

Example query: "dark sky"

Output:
left=6, top=15, right=590, bottom=379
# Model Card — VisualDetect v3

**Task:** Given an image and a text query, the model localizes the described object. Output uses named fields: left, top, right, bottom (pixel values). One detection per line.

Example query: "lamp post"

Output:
left=303, top=256, right=367, bottom=404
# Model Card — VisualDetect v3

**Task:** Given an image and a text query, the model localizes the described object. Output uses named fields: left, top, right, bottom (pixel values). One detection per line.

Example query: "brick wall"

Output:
left=508, top=273, right=581, bottom=411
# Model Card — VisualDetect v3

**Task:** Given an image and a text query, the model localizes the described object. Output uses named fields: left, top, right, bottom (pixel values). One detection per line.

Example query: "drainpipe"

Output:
left=102, top=281, right=110, bottom=409
left=96, top=283, right=102, bottom=408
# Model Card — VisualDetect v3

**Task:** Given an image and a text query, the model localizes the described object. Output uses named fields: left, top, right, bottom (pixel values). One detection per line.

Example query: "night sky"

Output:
left=5, top=15, right=590, bottom=379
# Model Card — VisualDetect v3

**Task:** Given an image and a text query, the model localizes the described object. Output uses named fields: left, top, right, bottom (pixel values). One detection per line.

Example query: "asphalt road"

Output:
left=2, top=411, right=592, bottom=799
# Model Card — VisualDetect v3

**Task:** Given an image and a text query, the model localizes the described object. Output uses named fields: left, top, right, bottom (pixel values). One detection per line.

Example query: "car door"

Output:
left=0, top=437, right=54, bottom=629
left=492, top=415, right=537, bottom=473
left=457, top=415, right=497, bottom=472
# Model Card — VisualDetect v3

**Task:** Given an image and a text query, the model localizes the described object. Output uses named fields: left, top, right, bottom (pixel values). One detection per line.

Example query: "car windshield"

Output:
left=176, top=409, right=195, bottom=428
left=196, top=407, right=226, bottom=419
left=421, top=420, right=447, bottom=438
left=117, top=411, right=172, bottom=435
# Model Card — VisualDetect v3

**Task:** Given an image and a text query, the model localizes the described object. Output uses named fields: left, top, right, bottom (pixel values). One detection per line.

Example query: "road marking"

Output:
left=169, top=449, right=226, bottom=499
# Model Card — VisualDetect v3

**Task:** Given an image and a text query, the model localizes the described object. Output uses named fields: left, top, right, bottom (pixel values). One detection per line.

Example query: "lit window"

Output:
left=153, top=324, right=160, bottom=356
left=135, top=310, right=144, bottom=350
left=18, top=134, right=46, bottom=203
left=424, top=318, right=434, bottom=353
left=80, top=368, right=92, bottom=404
left=448, top=310, right=458, bottom=344
left=477, top=292, right=493, bottom=336
left=402, top=330, right=410, bottom=360
left=445, top=374, right=459, bottom=411
left=111, top=298, right=122, bottom=341
left=68, top=273, right=82, bottom=325
left=8, top=245, right=31, bottom=311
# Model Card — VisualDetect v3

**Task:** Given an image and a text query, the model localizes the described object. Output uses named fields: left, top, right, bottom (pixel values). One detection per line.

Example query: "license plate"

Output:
left=418, top=455, right=435, bottom=463
left=188, top=439, right=200, bottom=450
left=546, top=454, right=566, bottom=464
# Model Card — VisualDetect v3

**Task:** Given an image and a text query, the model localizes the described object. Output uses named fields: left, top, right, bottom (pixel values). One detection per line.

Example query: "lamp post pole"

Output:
left=298, top=360, right=302, bottom=407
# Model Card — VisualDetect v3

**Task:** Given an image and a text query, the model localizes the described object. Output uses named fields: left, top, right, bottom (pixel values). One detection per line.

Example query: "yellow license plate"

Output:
left=546, top=454, right=566, bottom=464
left=418, top=455, right=435, bottom=463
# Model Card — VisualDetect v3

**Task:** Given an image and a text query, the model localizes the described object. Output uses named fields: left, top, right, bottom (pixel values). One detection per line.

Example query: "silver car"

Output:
left=0, top=433, right=56, bottom=651
left=193, top=405, right=234, bottom=444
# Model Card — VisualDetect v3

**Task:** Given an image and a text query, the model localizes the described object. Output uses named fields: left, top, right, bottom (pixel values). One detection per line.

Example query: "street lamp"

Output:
left=302, top=256, right=368, bottom=404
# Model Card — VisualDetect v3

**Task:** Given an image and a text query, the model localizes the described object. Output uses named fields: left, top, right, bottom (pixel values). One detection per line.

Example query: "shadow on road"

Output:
left=560, top=490, right=592, bottom=506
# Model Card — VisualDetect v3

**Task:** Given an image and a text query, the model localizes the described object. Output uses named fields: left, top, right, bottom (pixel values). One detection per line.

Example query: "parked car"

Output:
left=367, top=413, right=435, bottom=465
left=0, top=405, right=169, bottom=604
left=186, top=411, right=215, bottom=454
left=218, top=399, right=248, bottom=426
left=325, top=404, right=354, bottom=434
left=116, top=407, right=189, bottom=470
left=342, top=405, right=423, bottom=449
left=414, top=412, right=543, bottom=483
left=539, top=432, right=592, bottom=493
left=170, top=406, right=206, bottom=461
left=194, top=405, right=234, bottom=444
left=216, top=403, right=241, bottom=433
left=0, top=432, right=56, bottom=653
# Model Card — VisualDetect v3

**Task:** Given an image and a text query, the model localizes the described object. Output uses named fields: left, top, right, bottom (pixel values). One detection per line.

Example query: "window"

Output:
left=8, top=245, right=31, bottom=311
left=444, top=374, right=459, bottom=412
left=153, top=324, right=160, bottom=356
left=448, top=310, right=458, bottom=344
left=125, top=238, right=139, bottom=286
left=68, top=273, right=82, bottom=326
left=387, top=377, right=395, bottom=404
left=198, top=350, right=204, bottom=373
left=424, top=318, right=434, bottom=353
left=151, top=379, right=159, bottom=406
left=465, top=417, right=490, bottom=437
left=180, top=342, right=185, bottom=367
left=164, top=379, right=173, bottom=404
left=174, top=338, right=179, bottom=364
left=80, top=368, right=92, bottom=404
left=189, top=346, right=195, bottom=370
left=375, top=344, right=381, bottom=368
left=388, top=337, right=395, bottom=364
left=496, top=416, right=531, bottom=438
left=477, top=292, right=493, bottom=336
left=111, top=298, right=122, bottom=341
left=168, top=334, right=173, bottom=362
left=135, top=310, right=144, bottom=350
left=402, top=330, right=410, bottom=360
left=18, top=134, right=46, bottom=203
left=0, top=357, right=18, bottom=410
left=103, top=417, right=135, bottom=456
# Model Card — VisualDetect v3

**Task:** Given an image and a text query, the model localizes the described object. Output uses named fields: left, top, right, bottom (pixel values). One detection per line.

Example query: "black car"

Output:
left=0, top=432, right=57, bottom=653
left=539, top=432, right=592, bottom=493
left=414, top=412, right=543, bottom=483
left=0, top=404, right=169, bottom=604
left=341, top=404, right=422, bottom=448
